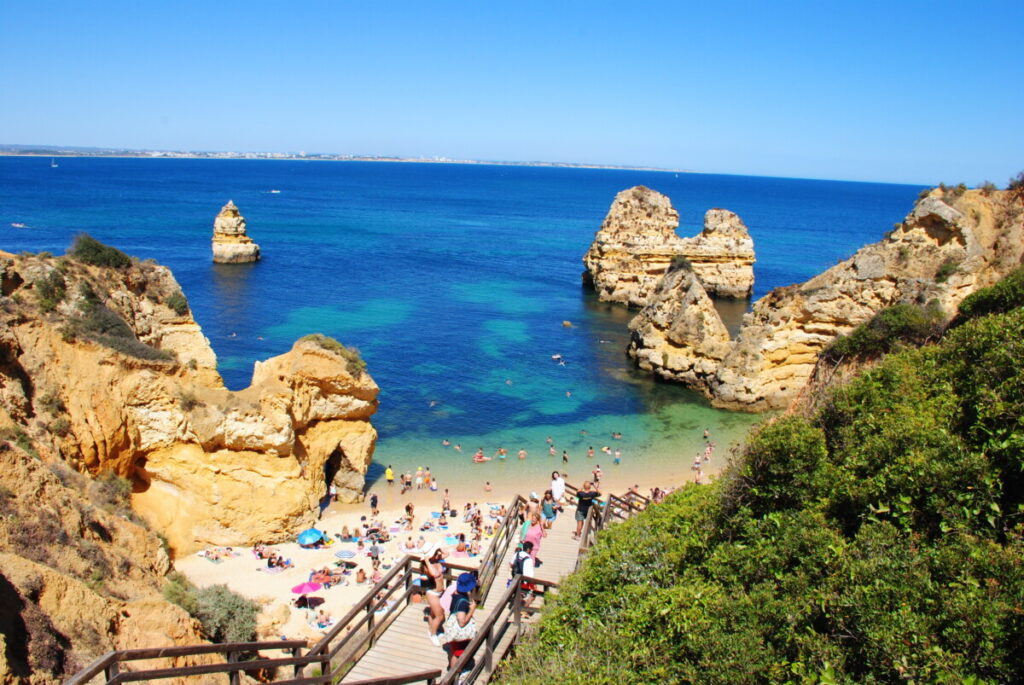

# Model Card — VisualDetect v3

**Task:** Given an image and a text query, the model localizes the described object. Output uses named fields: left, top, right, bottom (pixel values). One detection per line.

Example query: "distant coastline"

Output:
left=0, top=144, right=690, bottom=174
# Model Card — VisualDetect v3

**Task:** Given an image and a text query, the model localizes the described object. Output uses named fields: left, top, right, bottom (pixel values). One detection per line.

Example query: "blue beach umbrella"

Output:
left=297, top=528, right=324, bottom=545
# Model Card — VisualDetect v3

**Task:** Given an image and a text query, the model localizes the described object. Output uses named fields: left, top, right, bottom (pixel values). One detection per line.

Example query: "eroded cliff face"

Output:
left=0, top=438, right=213, bottom=684
left=628, top=188, right=1024, bottom=411
left=0, top=251, right=377, bottom=554
left=582, top=186, right=755, bottom=306
left=212, top=201, right=260, bottom=264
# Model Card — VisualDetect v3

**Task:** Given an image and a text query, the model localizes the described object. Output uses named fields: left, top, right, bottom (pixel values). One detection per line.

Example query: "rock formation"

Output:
left=628, top=188, right=1024, bottom=410
left=0, top=424, right=213, bottom=682
left=582, top=186, right=755, bottom=307
left=212, top=200, right=260, bottom=263
left=0, top=248, right=377, bottom=554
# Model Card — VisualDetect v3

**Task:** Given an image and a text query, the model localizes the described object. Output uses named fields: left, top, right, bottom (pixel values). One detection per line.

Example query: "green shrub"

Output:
left=502, top=307, right=1024, bottom=684
left=162, top=574, right=257, bottom=643
left=66, top=287, right=173, bottom=361
left=165, top=291, right=189, bottom=315
left=299, top=333, right=367, bottom=375
left=823, top=302, right=944, bottom=361
left=1007, top=170, right=1024, bottom=192
left=956, top=267, right=1024, bottom=323
left=980, top=180, right=998, bottom=195
left=194, top=585, right=258, bottom=643
left=163, top=572, right=200, bottom=616
left=68, top=234, right=131, bottom=269
left=33, top=270, right=66, bottom=312
left=0, top=426, right=39, bottom=458
left=935, top=257, right=959, bottom=283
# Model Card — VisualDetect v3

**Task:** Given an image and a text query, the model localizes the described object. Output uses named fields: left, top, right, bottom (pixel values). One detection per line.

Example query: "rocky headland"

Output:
left=212, top=201, right=261, bottom=264
left=0, top=239, right=377, bottom=680
left=582, top=186, right=755, bottom=306
left=628, top=187, right=1024, bottom=410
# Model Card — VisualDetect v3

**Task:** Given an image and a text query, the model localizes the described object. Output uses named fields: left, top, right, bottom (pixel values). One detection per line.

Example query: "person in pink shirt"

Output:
left=523, top=512, right=546, bottom=562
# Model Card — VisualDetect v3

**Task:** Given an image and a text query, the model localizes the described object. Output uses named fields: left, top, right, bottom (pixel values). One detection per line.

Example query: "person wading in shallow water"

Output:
left=573, top=480, right=600, bottom=540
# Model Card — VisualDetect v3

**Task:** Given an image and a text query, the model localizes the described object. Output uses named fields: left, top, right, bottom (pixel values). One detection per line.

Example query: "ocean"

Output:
left=0, top=157, right=923, bottom=499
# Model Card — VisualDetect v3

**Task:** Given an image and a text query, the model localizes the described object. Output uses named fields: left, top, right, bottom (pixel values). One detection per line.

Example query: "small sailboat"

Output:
left=269, top=189, right=281, bottom=194
left=50, top=158, right=58, bottom=168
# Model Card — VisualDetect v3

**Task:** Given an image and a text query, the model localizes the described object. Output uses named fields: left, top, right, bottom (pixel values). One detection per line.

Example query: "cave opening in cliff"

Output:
left=324, top=448, right=344, bottom=495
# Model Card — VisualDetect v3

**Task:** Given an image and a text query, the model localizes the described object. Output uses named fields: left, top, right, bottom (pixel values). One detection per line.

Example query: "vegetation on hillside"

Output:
left=299, top=333, right=367, bottom=375
left=500, top=274, right=1024, bottom=684
left=822, top=302, right=944, bottom=362
left=163, top=572, right=258, bottom=643
left=67, top=233, right=132, bottom=269
left=62, top=282, right=173, bottom=362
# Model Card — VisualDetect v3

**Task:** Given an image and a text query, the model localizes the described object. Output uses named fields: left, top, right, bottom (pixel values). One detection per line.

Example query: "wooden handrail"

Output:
left=65, top=640, right=307, bottom=685
left=309, top=554, right=417, bottom=656
left=343, top=669, right=444, bottom=685
left=440, top=574, right=560, bottom=684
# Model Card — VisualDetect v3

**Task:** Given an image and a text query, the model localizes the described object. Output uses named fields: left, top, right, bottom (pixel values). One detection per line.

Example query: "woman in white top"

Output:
left=550, top=471, right=566, bottom=503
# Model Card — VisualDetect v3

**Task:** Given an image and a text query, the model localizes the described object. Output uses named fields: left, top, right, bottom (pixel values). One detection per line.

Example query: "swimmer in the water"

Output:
left=454, top=444, right=462, bottom=452
left=549, top=445, right=556, bottom=456
left=565, top=390, right=572, bottom=398
left=442, top=439, right=450, bottom=446
left=518, top=448, right=527, bottom=460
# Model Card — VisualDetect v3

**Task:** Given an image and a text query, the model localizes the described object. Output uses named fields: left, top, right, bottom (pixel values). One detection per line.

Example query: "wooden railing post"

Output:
left=104, top=660, right=119, bottom=682
left=227, top=651, right=240, bottom=685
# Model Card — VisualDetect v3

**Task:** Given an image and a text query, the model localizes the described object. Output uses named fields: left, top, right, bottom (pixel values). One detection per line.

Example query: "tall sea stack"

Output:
left=212, top=200, right=261, bottom=263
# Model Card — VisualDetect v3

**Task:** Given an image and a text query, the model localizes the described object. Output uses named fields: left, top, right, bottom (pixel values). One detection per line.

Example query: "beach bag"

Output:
left=442, top=608, right=477, bottom=643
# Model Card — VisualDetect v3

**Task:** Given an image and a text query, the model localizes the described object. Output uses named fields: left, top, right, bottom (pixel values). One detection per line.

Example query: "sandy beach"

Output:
left=174, top=435, right=731, bottom=646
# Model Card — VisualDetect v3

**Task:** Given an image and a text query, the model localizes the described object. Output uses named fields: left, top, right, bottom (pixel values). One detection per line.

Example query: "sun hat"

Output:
left=456, top=572, right=477, bottom=593
left=424, top=541, right=444, bottom=558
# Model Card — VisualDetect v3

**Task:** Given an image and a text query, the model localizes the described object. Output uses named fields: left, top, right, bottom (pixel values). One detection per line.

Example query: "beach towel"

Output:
left=445, top=536, right=459, bottom=546
left=258, top=566, right=285, bottom=575
left=431, top=511, right=442, bottom=519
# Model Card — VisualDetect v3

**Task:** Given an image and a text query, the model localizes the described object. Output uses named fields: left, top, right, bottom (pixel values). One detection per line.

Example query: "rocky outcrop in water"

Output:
left=582, top=186, right=755, bottom=307
left=628, top=188, right=1024, bottom=410
left=212, top=200, right=260, bottom=263
left=0, top=248, right=377, bottom=554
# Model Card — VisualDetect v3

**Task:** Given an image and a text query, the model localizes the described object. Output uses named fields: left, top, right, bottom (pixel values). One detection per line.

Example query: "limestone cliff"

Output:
left=212, top=201, right=260, bottom=264
left=628, top=188, right=1024, bottom=410
left=0, top=248, right=377, bottom=553
left=0, top=433, right=213, bottom=684
left=582, top=186, right=755, bottom=306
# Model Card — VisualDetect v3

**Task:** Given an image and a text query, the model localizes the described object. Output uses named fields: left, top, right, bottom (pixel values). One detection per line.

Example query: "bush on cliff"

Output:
left=33, top=270, right=66, bottom=312
left=68, top=233, right=131, bottom=269
left=822, top=302, right=944, bottom=361
left=500, top=305, right=1024, bottom=684
left=64, top=282, right=173, bottom=361
left=955, top=266, right=1024, bottom=323
left=163, top=573, right=258, bottom=643
left=299, top=333, right=367, bottom=375
left=165, top=290, right=189, bottom=315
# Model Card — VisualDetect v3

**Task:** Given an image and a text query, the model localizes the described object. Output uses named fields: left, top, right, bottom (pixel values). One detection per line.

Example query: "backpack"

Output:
left=510, top=551, right=528, bottom=577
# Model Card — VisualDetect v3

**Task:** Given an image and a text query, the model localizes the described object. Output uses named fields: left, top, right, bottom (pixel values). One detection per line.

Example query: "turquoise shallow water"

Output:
left=0, top=158, right=924, bottom=494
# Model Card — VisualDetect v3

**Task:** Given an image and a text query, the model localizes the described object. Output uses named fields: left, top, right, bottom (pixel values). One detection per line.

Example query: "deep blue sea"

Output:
left=0, top=157, right=923, bottom=494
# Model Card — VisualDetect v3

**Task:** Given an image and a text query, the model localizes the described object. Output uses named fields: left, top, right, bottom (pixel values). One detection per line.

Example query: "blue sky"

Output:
left=1, top=1, right=1021, bottom=184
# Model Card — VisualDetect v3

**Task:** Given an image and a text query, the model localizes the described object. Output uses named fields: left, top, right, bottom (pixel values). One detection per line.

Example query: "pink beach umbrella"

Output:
left=291, top=581, right=322, bottom=594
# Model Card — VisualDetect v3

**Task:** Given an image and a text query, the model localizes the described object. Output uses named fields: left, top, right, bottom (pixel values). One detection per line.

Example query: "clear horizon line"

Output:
left=0, top=143, right=931, bottom=187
